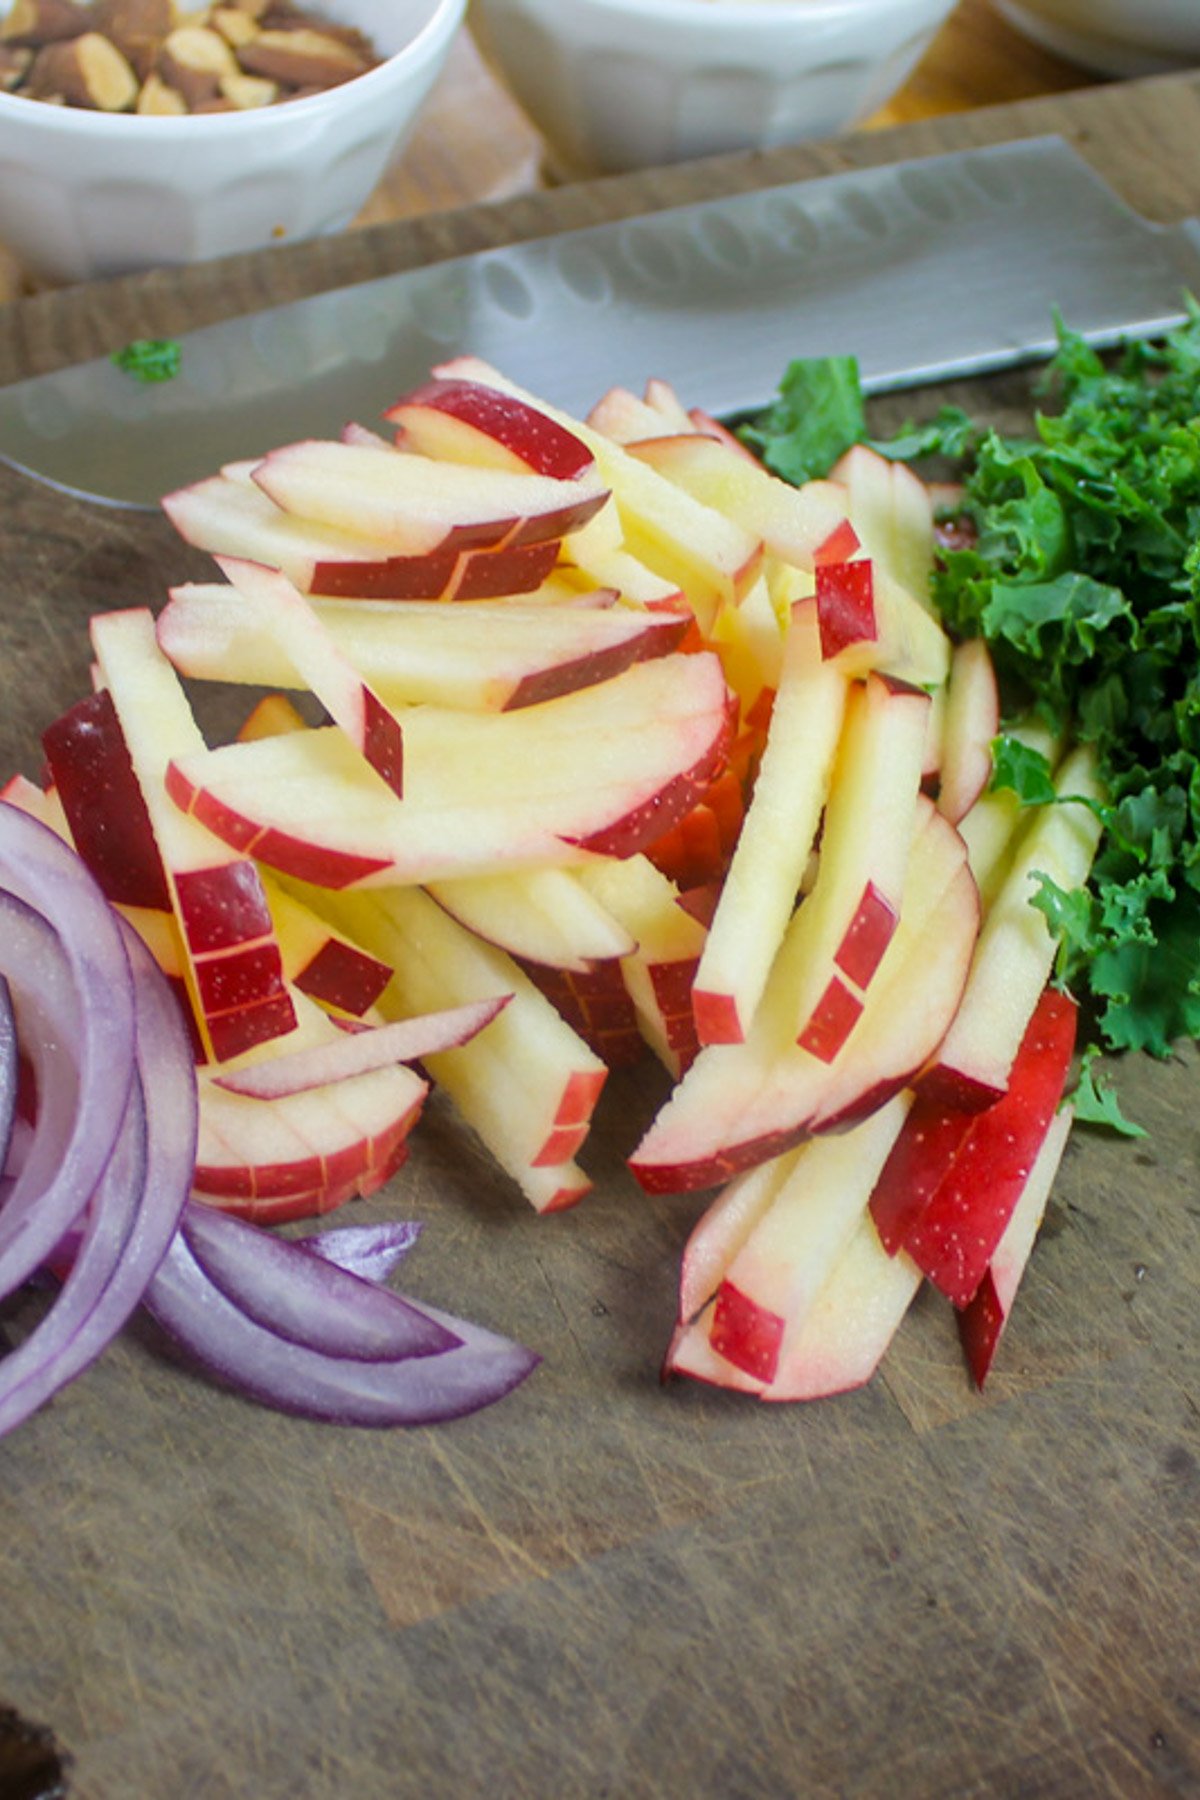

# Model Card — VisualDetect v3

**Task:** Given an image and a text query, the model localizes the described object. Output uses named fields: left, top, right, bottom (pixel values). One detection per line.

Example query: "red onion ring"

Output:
left=181, top=1200, right=459, bottom=1363
left=295, top=1218, right=423, bottom=1284
left=0, top=876, right=197, bottom=1436
left=0, top=975, right=17, bottom=1175
left=144, top=1227, right=540, bottom=1427
left=0, top=807, right=137, bottom=1294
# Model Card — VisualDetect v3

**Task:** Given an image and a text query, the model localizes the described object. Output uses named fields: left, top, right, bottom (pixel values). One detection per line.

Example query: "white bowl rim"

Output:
left=0, top=0, right=466, bottom=138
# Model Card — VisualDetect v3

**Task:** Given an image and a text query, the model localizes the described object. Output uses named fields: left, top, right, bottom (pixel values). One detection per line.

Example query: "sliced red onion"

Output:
left=182, top=1200, right=458, bottom=1363
left=144, top=1229, right=539, bottom=1426
left=0, top=922, right=197, bottom=1436
left=0, top=1078, right=147, bottom=1431
left=0, top=976, right=16, bottom=1174
left=295, top=1218, right=423, bottom=1284
left=0, top=807, right=136, bottom=1293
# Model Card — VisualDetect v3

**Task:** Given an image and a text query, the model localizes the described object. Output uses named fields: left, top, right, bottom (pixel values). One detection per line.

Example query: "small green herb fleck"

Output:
left=112, top=339, right=182, bottom=384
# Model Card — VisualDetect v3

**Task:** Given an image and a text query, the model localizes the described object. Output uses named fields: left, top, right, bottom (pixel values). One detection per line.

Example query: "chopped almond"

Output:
left=94, top=0, right=173, bottom=80
left=238, top=25, right=370, bottom=87
left=218, top=67, right=276, bottom=106
left=158, top=21, right=238, bottom=104
left=26, top=29, right=139, bottom=108
left=1, top=0, right=90, bottom=46
left=210, top=5, right=259, bottom=49
left=136, top=67, right=187, bottom=111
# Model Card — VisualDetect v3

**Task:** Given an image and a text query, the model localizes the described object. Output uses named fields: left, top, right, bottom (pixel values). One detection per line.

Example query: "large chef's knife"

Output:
left=4, top=135, right=1200, bottom=508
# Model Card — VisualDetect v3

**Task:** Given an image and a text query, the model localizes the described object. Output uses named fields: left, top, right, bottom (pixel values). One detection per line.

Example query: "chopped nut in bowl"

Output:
left=0, top=0, right=466, bottom=284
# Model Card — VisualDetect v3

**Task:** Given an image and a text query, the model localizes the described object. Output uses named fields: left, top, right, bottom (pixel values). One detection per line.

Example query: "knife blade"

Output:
left=4, top=134, right=1200, bottom=509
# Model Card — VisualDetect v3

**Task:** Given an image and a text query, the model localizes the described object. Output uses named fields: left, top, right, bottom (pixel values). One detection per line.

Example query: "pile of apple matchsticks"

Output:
left=7, top=353, right=1103, bottom=1407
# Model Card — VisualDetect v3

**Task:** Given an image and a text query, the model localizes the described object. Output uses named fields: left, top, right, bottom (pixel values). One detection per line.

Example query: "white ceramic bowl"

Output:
left=991, top=0, right=1200, bottom=77
left=0, top=0, right=466, bottom=286
left=468, top=0, right=959, bottom=179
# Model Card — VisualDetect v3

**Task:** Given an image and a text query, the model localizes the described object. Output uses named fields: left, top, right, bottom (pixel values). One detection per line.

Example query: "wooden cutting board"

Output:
left=2, top=73, right=1200, bottom=1800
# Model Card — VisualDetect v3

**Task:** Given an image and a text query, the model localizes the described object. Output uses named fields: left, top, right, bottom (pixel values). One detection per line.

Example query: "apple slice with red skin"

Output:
left=787, top=669, right=932, bottom=1058
left=814, top=553, right=951, bottom=688
left=250, top=438, right=610, bottom=556
left=384, top=376, right=595, bottom=479
left=587, top=384, right=679, bottom=445
left=957, top=1102, right=1074, bottom=1386
left=430, top=355, right=765, bottom=631
left=886, top=986, right=1078, bottom=1309
left=709, top=572, right=786, bottom=721
left=628, top=795, right=978, bottom=1193
left=287, top=878, right=606, bottom=1209
left=213, top=996, right=508, bottom=1099
left=814, top=555, right=873, bottom=658
left=676, top=1151, right=801, bottom=1327
left=760, top=1213, right=923, bottom=1402
left=194, top=989, right=428, bottom=1217
left=642, top=377, right=696, bottom=432
left=0, top=769, right=205, bottom=1061
left=427, top=866, right=635, bottom=974
left=576, top=851, right=707, bottom=1078
left=157, top=582, right=688, bottom=713
left=85, top=609, right=296, bottom=1064
left=560, top=540, right=690, bottom=623
left=626, top=430, right=850, bottom=576
left=520, top=958, right=645, bottom=1070
left=701, top=1093, right=911, bottom=1384
left=866, top=1090, right=976, bottom=1258
left=692, top=598, right=847, bottom=1045
left=262, top=876, right=392, bottom=1018
left=165, top=650, right=734, bottom=889
left=42, top=686, right=172, bottom=911
left=162, top=468, right=562, bottom=600
left=218, top=557, right=406, bottom=796
left=662, top=1311, right=766, bottom=1394
left=828, top=442, right=937, bottom=607
left=195, top=1069, right=425, bottom=1216
left=917, top=743, right=1103, bottom=1112
left=936, top=636, right=1000, bottom=825
left=667, top=1211, right=924, bottom=1403
left=688, top=408, right=764, bottom=462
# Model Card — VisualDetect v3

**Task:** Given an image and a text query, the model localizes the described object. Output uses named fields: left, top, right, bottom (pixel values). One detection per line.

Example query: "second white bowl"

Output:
left=468, top=0, right=959, bottom=179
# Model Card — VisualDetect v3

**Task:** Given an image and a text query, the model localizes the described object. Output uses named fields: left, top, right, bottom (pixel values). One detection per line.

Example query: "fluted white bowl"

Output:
left=0, top=0, right=466, bottom=285
left=468, top=0, right=959, bottom=179
left=992, top=0, right=1200, bottom=77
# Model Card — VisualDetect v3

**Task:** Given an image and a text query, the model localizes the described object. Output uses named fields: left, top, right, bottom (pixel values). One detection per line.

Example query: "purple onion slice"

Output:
left=0, top=921, right=198, bottom=1437
left=144, top=1230, right=539, bottom=1427
left=295, top=1218, right=423, bottom=1284
left=182, top=1201, right=459, bottom=1364
left=0, top=807, right=136, bottom=1293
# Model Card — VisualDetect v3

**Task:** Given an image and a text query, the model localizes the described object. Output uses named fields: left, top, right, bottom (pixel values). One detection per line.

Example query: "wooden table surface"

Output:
left=5, top=11, right=1200, bottom=1800
left=0, top=0, right=1099, bottom=306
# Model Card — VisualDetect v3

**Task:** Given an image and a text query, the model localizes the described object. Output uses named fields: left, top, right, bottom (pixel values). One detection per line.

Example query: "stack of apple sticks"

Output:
left=6, top=355, right=1103, bottom=1400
